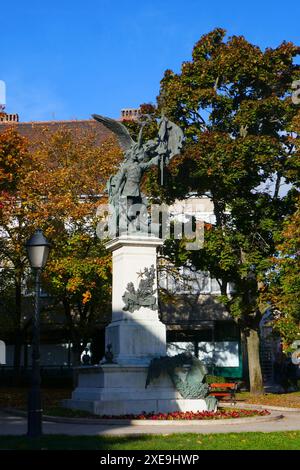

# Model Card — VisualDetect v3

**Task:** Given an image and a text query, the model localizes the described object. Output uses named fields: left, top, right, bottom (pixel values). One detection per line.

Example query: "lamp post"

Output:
left=25, top=229, right=50, bottom=438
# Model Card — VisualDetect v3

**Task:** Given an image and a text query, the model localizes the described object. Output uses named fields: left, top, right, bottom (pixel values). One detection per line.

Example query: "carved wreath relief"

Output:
left=122, top=265, right=157, bottom=313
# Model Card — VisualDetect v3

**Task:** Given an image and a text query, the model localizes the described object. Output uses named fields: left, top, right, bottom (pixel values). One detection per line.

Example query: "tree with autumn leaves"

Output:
left=265, top=198, right=300, bottom=351
left=0, top=125, right=122, bottom=368
left=149, top=29, right=300, bottom=393
left=263, top=113, right=300, bottom=351
left=0, top=128, right=35, bottom=371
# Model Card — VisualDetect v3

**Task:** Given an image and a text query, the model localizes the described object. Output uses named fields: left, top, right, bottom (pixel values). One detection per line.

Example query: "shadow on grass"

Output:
left=0, top=434, right=151, bottom=450
left=1, top=432, right=300, bottom=450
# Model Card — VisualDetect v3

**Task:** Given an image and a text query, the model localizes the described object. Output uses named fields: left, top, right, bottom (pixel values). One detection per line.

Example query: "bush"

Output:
left=205, top=375, right=226, bottom=384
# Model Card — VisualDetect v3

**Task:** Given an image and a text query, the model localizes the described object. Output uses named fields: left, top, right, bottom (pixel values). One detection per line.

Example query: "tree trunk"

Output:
left=13, top=276, right=23, bottom=377
left=71, top=337, right=84, bottom=388
left=71, top=339, right=83, bottom=367
left=212, top=198, right=226, bottom=229
left=246, top=328, right=264, bottom=394
left=240, top=331, right=249, bottom=389
left=13, top=332, right=22, bottom=370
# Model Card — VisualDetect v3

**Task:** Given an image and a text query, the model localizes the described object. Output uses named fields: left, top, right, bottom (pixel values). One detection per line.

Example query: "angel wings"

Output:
left=92, top=114, right=134, bottom=151
left=93, top=113, right=184, bottom=235
left=92, top=113, right=184, bottom=156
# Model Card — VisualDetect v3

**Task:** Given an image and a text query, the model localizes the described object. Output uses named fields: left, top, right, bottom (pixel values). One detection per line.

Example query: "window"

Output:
left=159, top=267, right=218, bottom=294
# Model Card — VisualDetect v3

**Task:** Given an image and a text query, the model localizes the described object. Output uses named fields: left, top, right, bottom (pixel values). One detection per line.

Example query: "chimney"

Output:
left=120, top=108, right=141, bottom=121
left=0, top=113, right=19, bottom=123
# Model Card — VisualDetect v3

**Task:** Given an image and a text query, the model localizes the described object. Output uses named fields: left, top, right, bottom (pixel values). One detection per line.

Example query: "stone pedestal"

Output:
left=63, top=364, right=208, bottom=415
left=64, top=235, right=210, bottom=415
left=104, top=235, right=166, bottom=365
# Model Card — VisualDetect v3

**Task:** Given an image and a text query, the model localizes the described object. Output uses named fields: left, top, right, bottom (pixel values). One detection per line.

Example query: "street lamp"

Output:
left=25, top=229, right=50, bottom=438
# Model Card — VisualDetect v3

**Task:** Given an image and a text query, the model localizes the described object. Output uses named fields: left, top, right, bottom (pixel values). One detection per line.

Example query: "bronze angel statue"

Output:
left=93, top=113, right=184, bottom=235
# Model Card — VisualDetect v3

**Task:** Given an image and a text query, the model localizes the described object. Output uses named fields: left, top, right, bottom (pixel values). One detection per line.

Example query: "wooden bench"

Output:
left=209, top=382, right=237, bottom=404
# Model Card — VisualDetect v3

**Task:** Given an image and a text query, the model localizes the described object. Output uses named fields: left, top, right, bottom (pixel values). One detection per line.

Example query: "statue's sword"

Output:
left=158, top=118, right=169, bottom=186
left=160, top=152, right=164, bottom=186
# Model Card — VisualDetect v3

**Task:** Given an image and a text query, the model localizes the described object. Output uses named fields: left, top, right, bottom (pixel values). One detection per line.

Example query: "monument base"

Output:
left=63, top=235, right=215, bottom=416
left=63, top=364, right=211, bottom=416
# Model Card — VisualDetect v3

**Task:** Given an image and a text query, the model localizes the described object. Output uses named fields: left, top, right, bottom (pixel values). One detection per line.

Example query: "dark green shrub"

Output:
left=205, top=375, right=226, bottom=384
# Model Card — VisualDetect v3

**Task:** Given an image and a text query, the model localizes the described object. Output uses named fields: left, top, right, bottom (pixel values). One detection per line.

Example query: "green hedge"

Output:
left=205, top=375, right=226, bottom=384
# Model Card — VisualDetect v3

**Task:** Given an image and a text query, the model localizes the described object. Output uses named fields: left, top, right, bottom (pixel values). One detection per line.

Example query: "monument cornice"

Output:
left=105, top=235, right=163, bottom=252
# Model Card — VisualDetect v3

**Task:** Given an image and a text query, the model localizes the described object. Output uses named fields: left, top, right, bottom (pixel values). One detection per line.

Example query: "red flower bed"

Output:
left=100, top=409, right=270, bottom=420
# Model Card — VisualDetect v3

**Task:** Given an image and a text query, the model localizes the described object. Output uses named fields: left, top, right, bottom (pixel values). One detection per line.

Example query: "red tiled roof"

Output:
left=0, top=119, right=113, bottom=146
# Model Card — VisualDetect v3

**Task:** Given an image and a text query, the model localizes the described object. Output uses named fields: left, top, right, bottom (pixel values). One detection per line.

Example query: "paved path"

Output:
left=1, top=410, right=300, bottom=435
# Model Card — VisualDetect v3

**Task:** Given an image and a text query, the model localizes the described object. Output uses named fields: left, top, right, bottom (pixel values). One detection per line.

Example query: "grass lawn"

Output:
left=0, top=432, right=300, bottom=450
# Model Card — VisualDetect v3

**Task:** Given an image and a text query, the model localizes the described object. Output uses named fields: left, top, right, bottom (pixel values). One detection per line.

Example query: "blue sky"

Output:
left=1, top=0, right=300, bottom=122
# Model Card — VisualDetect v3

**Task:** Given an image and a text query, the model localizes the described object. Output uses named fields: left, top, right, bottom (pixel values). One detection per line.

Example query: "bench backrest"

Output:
left=210, top=383, right=236, bottom=389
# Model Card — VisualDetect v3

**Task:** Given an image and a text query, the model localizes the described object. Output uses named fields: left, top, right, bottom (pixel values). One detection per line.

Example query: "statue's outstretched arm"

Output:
left=140, top=154, right=160, bottom=170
